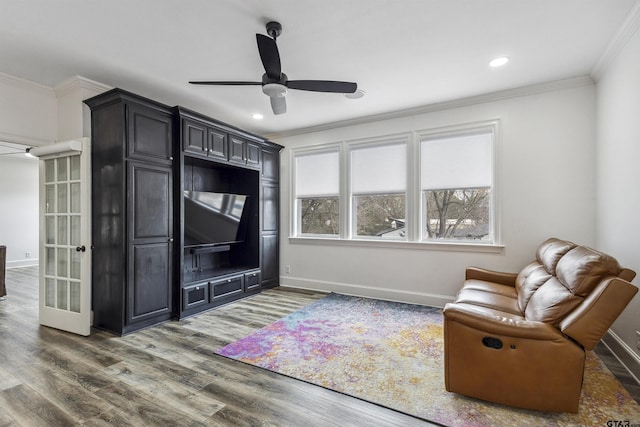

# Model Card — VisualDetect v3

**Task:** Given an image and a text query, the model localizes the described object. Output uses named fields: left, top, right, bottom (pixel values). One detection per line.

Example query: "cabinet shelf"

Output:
left=187, top=244, right=231, bottom=254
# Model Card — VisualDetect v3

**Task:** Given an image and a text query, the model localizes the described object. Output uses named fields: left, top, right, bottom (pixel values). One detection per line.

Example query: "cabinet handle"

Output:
left=196, top=286, right=200, bottom=290
left=169, top=238, right=174, bottom=242
left=227, top=279, right=231, bottom=283
left=169, top=156, right=174, bottom=161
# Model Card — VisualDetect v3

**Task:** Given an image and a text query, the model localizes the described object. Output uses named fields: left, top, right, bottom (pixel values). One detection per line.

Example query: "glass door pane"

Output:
left=43, top=154, right=83, bottom=315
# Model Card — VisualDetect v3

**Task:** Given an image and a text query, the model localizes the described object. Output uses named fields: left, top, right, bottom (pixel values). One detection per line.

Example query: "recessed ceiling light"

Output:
left=345, top=89, right=365, bottom=99
left=489, top=56, right=510, bottom=67
left=252, top=113, right=264, bottom=120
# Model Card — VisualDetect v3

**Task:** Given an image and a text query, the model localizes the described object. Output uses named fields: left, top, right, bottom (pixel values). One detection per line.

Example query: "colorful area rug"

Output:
left=216, top=293, right=640, bottom=426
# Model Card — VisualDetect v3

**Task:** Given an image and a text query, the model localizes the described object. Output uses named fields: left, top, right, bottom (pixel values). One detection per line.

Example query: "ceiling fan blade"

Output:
left=286, top=80, right=357, bottom=93
left=269, top=95, right=287, bottom=115
left=189, top=81, right=262, bottom=85
left=256, top=34, right=281, bottom=80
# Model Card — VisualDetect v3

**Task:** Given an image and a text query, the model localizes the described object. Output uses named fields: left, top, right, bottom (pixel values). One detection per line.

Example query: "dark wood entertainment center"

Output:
left=85, top=88, right=282, bottom=335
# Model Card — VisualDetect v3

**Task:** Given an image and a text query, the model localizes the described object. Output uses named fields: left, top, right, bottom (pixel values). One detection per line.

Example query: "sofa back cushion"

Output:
left=556, top=246, right=622, bottom=296
left=515, top=263, right=551, bottom=312
left=536, top=238, right=576, bottom=274
left=520, top=238, right=625, bottom=325
left=525, top=277, right=583, bottom=324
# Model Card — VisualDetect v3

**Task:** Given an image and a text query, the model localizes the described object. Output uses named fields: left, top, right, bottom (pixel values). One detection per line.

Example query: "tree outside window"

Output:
left=299, top=197, right=339, bottom=235
left=425, top=188, right=490, bottom=240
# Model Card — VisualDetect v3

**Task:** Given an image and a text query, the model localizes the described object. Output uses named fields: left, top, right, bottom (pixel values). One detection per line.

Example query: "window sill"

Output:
left=288, top=237, right=505, bottom=253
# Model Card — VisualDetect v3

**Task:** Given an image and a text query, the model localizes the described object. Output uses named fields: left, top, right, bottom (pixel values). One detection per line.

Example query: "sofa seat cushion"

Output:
left=462, top=279, right=518, bottom=298
left=455, top=288, right=521, bottom=316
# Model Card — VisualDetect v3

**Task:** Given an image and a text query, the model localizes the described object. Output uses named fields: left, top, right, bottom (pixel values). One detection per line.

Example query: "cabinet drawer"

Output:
left=183, top=284, right=209, bottom=310
left=244, top=271, right=261, bottom=291
left=210, top=275, right=243, bottom=300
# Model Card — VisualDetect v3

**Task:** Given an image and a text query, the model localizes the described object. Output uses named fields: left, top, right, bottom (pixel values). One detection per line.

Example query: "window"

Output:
left=350, top=142, right=407, bottom=239
left=420, top=130, right=493, bottom=242
left=293, top=149, right=340, bottom=236
left=290, top=121, right=497, bottom=246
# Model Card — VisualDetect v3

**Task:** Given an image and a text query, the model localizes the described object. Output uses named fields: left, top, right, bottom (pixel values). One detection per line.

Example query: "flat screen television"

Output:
left=183, top=191, right=248, bottom=247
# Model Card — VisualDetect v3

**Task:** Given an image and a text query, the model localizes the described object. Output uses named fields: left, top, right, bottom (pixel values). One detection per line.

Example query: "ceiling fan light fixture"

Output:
left=262, top=83, right=287, bottom=98
left=489, top=56, right=510, bottom=67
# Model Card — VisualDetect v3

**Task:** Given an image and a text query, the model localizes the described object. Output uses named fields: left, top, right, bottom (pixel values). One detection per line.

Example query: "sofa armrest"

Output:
left=465, top=267, right=518, bottom=287
left=560, top=277, right=638, bottom=350
left=443, top=302, right=565, bottom=341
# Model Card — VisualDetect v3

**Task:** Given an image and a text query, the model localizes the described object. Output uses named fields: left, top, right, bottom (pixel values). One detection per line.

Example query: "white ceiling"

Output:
left=0, top=0, right=637, bottom=138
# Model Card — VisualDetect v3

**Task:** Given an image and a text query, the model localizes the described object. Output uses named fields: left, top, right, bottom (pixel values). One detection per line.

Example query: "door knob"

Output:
left=76, top=245, right=86, bottom=252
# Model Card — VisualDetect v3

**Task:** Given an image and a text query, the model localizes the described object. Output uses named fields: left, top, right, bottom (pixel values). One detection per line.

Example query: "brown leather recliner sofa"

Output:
left=443, top=237, right=638, bottom=413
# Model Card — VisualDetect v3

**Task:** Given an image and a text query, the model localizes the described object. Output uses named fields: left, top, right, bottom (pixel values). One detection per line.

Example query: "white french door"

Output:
left=35, top=138, right=91, bottom=336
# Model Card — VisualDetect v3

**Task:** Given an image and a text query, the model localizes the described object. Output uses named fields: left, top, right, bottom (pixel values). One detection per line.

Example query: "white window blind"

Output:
left=421, top=132, right=492, bottom=189
left=295, top=151, right=340, bottom=197
left=351, top=143, right=406, bottom=194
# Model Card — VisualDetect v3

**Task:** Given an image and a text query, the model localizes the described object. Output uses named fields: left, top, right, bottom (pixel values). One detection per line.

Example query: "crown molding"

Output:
left=54, top=75, right=112, bottom=97
left=0, top=131, right=52, bottom=147
left=266, top=75, right=594, bottom=140
left=591, top=0, right=640, bottom=81
left=0, top=71, right=55, bottom=98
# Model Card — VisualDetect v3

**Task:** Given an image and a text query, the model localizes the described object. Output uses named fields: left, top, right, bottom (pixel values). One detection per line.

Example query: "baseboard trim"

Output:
left=6, top=260, right=38, bottom=269
left=279, top=276, right=454, bottom=308
left=601, top=330, right=640, bottom=385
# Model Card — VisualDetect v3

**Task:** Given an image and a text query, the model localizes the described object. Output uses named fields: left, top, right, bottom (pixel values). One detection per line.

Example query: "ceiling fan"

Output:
left=189, top=21, right=358, bottom=115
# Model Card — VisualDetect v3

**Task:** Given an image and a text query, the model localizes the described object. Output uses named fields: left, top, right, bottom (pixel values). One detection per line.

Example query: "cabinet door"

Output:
left=182, top=118, right=208, bottom=156
left=127, top=102, right=173, bottom=165
left=208, top=128, right=228, bottom=160
left=244, top=270, right=261, bottom=292
left=129, top=162, right=173, bottom=241
left=262, top=182, right=278, bottom=232
left=230, top=136, right=261, bottom=167
left=127, top=162, right=173, bottom=324
left=210, top=275, right=244, bottom=300
left=183, top=283, right=209, bottom=311
left=261, top=148, right=279, bottom=182
left=246, top=142, right=261, bottom=166
left=229, top=136, right=245, bottom=165
left=129, top=242, right=172, bottom=322
left=261, top=234, right=278, bottom=288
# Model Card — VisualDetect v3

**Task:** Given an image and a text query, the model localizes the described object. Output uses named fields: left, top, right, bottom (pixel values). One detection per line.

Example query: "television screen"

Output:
left=183, top=191, right=248, bottom=247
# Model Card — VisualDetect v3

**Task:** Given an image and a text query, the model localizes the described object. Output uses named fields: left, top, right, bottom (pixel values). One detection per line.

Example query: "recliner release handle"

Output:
left=482, top=336, right=503, bottom=349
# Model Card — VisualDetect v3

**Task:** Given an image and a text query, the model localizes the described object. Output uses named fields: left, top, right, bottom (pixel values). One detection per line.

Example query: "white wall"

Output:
left=595, top=13, right=640, bottom=359
left=0, top=156, right=39, bottom=267
left=0, top=73, right=108, bottom=267
left=0, top=72, right=57, bottom=266
left=274, top=82, right=597, bottom=306
left=0, top=72, right=57, bottom=144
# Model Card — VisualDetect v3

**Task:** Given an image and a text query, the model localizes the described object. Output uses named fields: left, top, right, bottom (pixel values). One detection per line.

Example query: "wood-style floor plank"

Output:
left=0, top=267, right=433, bottom=426
left=1, top=266, right=638, bottom=426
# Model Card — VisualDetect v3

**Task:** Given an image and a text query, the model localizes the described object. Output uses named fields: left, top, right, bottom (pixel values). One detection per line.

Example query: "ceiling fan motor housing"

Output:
left=266, top=21, right=282, bottom=39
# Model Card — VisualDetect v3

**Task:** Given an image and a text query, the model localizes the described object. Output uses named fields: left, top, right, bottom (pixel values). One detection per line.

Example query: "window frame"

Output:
left=348, top=137, right=409, bottom=241
left=289, top=120, right=501, bottom=251
left=291, top=144, right=342, bottom=238
left=418, top=122, right=498, bottom=244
